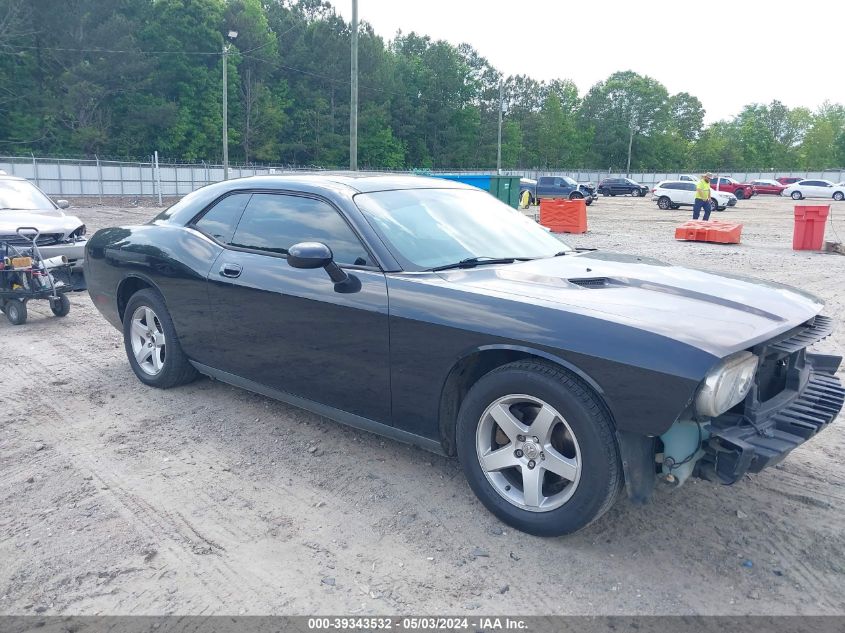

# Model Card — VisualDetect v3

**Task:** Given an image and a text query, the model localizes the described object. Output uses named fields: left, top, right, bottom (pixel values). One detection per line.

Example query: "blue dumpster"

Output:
left=427, top=173, right=521, bottom=208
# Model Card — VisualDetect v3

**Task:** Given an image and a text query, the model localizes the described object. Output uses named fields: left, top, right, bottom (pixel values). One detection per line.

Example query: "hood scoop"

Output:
left=568, top=277, right=616, bottom=289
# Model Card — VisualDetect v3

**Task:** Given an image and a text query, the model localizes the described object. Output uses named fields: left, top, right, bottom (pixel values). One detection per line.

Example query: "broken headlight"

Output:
left=695, top=351, right=759, bottom=418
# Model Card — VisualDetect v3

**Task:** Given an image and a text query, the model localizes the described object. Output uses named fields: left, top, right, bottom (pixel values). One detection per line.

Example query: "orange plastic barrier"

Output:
left=674, top=220, right=743, bottom=244
left=793, top=205, right=829, bottom=250
left=539, top=198, right=587, bottom=233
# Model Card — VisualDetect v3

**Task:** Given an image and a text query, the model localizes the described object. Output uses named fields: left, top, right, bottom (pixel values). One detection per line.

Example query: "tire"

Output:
left=5, top=299, right=27, bottom=325
left=456, top=360, right=623, bottom=537
left=639, top=189, right=647, bottom=197
left=49, top=294, right=70, bottom=317
left=599, top=188, right=608, bottom=196
left=734, top=188, right=746, bottom=200
left=833, top=191, right=844, bottom=201
left=669, top=203, right=680, bottom=210
left=122, top=288, right=198, bottom=388
left=585, top=197, right=593, bottom=206
left=657, top=196, right=672, bottom=210
left=791, top=191, right=803, bottom=200
left=569, top=192, right=583, bottom=200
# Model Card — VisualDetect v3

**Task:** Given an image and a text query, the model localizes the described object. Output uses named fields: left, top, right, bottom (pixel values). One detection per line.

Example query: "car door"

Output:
left=536, top=177, right=554, bottom=198
left=202, top=191, right=391, bottom=424
left=799, top=180, right=817, bottom=197
left=814, top=180, right=835, bottom=198
left=679, top=182, right=696, bottom=204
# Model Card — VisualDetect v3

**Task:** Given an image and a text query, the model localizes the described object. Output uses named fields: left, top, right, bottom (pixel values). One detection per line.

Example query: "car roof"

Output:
left=0, top=174, right=29, bottom=182
left=228, top=172, right=475, bottom=194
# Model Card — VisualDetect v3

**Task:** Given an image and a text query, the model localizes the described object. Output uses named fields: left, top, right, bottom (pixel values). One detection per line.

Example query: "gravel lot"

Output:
left=1, top=193, right=844, bottom=616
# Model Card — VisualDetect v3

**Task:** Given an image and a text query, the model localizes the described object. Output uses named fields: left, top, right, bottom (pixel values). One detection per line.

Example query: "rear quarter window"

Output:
left=193, top=193, right=251, bottom=243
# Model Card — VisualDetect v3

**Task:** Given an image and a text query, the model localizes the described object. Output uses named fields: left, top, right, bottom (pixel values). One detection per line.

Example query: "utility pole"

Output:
left=496, top=81, right=504, bottom=174
left=222, top=30, right=238, bottom=180
left=349, top=0, right=358, bottom=171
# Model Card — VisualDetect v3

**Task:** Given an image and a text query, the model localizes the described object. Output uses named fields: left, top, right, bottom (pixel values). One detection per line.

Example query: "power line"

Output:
left=0, top=43, right=221, bottom=56
left=239, top=53, right=446, bottom=107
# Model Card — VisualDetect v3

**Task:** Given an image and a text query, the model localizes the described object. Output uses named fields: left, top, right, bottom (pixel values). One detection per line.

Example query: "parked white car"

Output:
left=652, top=181, right=737, bottom=211
left=782, top=179, right=845, bottom=201
left=0, top=174, right=87, bottom=269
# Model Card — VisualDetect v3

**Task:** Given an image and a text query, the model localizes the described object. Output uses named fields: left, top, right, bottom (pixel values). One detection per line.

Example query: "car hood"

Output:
left=0, top=211, right=83, bottom=238
left=435, top=252, right=823, bottom=357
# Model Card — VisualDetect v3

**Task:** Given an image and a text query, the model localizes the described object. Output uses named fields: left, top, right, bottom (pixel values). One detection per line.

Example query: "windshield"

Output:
left=0, top=179, right=56, bottom=210
left=354, top=188, right=572, bottom=270
left=562, top=176, right=578, bottom=187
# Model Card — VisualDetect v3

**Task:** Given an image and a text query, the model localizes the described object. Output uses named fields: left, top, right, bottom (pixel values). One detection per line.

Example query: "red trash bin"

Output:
left=793, top=205, right=829, bottom=250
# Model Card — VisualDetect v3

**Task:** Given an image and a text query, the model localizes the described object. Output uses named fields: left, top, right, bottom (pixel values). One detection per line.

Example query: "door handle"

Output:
left=219, top=263, right=242, bottom=278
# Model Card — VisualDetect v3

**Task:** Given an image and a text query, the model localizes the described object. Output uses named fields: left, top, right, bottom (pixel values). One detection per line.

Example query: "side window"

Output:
left=803, top=180, right=821, bottom=186
left=230, top=194, right=371, bottom=266
left=538, top=177, right=552, bottom=185
left=682, top=183, right=696, bottom=191
left=194, top=193, right=251, bottom=243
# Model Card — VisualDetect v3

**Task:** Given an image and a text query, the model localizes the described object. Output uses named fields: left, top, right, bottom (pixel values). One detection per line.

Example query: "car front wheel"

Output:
left=456, top=360, right=622, bottom=537
left=123, top=288, right=198, bottom=388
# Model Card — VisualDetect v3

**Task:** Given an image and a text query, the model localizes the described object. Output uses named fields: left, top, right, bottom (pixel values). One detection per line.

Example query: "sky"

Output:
left=335, top=0, right=844, bottom=123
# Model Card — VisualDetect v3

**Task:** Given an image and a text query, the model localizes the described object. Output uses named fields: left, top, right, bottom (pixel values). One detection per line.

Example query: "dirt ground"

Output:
left=1, top=193, right=844, bottom=616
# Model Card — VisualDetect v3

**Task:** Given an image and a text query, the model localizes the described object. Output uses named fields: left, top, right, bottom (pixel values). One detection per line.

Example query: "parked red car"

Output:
left=710, top=177, right=757, bottom=200
left=749, top=179, right=787, bottom=195
left=777, top=177, right=803, bottom=186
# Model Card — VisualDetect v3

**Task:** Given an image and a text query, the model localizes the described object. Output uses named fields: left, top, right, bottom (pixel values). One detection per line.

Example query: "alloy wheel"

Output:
left=475, top=394, right=582, bottom=512
left=130, top=305, right=167, bottom=375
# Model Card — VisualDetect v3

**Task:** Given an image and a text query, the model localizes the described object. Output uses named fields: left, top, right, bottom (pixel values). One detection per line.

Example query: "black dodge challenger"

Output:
left=85, top=174, right=844, bottom=536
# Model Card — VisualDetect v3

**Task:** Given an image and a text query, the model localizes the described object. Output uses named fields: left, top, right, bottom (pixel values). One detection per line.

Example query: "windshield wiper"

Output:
left=430, top=256, right=532, bottom=272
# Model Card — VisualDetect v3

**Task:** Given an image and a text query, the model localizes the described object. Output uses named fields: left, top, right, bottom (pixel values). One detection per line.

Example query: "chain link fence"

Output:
left=1, top=154, right=843, bottom=198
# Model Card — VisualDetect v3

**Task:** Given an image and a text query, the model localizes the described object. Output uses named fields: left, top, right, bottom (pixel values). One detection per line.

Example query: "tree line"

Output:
left=1, top=0, right=843, bottom=171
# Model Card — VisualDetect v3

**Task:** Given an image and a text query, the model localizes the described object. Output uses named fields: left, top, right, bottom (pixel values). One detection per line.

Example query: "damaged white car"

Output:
left=0, top=174, right=87, bottom=278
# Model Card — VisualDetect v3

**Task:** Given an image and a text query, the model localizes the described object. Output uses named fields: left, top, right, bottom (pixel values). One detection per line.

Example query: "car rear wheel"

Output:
left=456, top=360, right=622, bottom=537
left=833, top=192, right=844, bottom=201
left=791, top=191, right=803, bottom=200
left=569, top=192, right=583, bottom=200
left=123, top=288, right=198, bottom=388
left=4, top=299, right=27, bottom=325
left=657, top=196, right=671, bottom=210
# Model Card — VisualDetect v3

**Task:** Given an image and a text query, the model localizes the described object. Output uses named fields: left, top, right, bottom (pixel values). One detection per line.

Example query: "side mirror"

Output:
left=57, top=199, right=70, bottom=209
left=287, top=241, right=333, bottom=269
left=287, top=241, right=349, bottom=284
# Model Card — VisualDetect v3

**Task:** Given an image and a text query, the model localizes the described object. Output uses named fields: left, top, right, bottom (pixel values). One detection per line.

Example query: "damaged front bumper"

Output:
left=697, top=354, right=843, bottom=484
left=622, top=314, right=844, bottom=503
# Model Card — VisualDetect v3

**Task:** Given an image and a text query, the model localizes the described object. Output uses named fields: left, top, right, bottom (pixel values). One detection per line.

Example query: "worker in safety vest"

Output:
left=693, top=172, right=713, bottom=221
